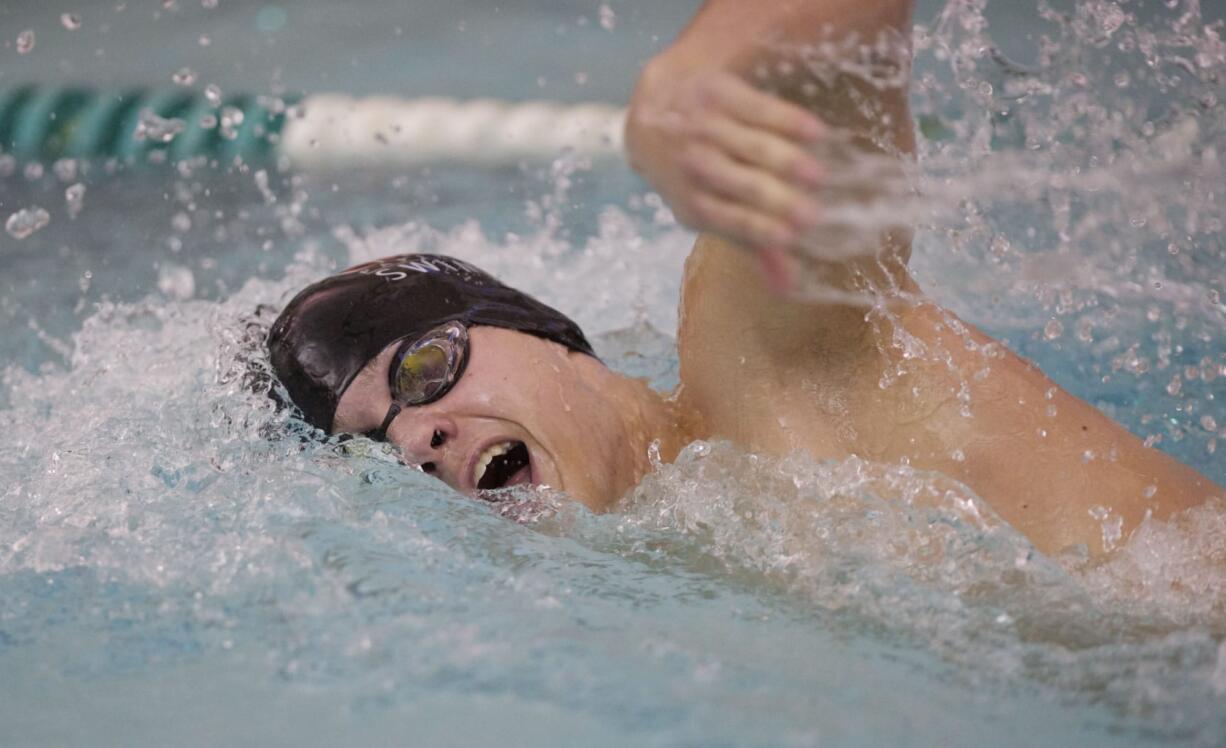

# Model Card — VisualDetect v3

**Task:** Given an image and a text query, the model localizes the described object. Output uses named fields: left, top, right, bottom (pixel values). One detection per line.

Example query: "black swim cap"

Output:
left=267, top=254, right=595, bottom=431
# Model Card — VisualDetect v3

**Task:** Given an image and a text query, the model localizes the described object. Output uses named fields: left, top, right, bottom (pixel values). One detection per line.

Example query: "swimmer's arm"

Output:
left=626, top=0, right=916, bottom=291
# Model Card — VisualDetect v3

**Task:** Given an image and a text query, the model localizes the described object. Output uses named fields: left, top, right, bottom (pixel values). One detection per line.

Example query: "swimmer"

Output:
left=268, top=0, right=1223, bottom=558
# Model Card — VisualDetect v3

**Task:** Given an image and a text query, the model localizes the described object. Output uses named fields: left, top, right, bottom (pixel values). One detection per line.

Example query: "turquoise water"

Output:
left=2, top=1, right=1226, bottom=746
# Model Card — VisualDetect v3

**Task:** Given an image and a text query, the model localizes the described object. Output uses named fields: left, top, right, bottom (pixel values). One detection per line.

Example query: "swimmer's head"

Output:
left=268, top=254, right=595, bottom=429
left=268, top=254, right=656, bottom=508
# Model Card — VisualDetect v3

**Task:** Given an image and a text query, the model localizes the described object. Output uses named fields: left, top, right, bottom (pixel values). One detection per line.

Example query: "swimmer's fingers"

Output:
left=699, top=73, right=825, bottom=143
left=694, top=116, right=825, bottom=189
left=683, top=191, right=799, bottom=293
left=680, top=143, right=822, bottom=239
left=685, top=190, right=794, bottom=249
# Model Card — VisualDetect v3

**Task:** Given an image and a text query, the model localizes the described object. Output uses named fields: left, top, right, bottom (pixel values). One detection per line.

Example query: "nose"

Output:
left=386, top=409, right=457, bottom=475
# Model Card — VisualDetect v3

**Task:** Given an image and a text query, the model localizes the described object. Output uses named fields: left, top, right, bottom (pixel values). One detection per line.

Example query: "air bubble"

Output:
left=204, top=84, right=223, bottom=107
left=172, top=67, right=197, bottom=86
left=1043, top=319, right=1064, bottom=340
left=60, top=13, right=83, bottom=30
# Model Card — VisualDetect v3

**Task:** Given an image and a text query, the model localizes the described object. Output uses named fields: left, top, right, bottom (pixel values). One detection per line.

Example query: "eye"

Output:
left=393, top=343, right=451, bottom=403
left=387, top=322, right=468, bottom=407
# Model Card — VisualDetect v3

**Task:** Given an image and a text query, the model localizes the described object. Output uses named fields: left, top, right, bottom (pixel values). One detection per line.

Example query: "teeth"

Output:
left=473, top=441, right=514, bottom=487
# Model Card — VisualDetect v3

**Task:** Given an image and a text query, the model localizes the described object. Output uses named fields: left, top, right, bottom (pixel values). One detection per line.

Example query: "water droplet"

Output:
left=1201, top=415, right=1218, bottom=433
left=204, top=84, right=222, bottom=107
left=52, top=158, right=78, bottom=183
left=1142, top=484, right=1157, bottom=499
left=172, top=67, right=197, bottom=86
left=23, top=162, right=44, bottom=181
left=1043, top=319, right=1064, bottom=340
left=198, top=34, right=211, bottom=46
left=598, top=3, right=616, bottom=31
left=218, top=106, right=245, bottom=140
left=951, top=449, right=966, bottom=462
left=16, top=30, right=35, bottom=54
left=65, top=183, right=86, bottom=219
left=5, top=207, right=51, bottom=239
left=157, top=263, right=195, bottom=300
left=1166, top=376, right=1182, bottom=396
left=171, top=211, right=192, bottom=233
left=60, top=13, right=83, bottom=30
left=133, top=109, right=185, bottom=143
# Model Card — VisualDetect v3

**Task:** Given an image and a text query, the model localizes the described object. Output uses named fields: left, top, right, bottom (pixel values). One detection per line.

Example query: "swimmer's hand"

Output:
left=625, top=66, right=826, bottom=293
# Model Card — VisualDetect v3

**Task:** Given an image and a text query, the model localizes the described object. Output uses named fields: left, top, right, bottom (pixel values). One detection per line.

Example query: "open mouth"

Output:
left=473, top=440, right=532, bottom=490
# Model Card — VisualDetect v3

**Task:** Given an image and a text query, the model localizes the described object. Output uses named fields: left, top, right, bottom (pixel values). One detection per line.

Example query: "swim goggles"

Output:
left=366, top=320, right=469, bottom=442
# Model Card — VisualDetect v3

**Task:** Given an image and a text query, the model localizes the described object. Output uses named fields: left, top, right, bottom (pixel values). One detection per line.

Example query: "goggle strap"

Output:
left=370, top=402, right=402, bottom=442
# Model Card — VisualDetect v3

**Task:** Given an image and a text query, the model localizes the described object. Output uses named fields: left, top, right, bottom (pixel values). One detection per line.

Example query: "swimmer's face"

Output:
left=332, top=325, right=637, bottom=511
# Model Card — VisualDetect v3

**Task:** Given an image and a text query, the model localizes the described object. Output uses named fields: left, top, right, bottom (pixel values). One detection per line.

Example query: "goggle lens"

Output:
left=388, top=321, right=468, bottom=407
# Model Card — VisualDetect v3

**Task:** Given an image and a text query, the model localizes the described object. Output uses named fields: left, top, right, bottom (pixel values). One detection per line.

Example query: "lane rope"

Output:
left=0, top=87, right=628, bottom=168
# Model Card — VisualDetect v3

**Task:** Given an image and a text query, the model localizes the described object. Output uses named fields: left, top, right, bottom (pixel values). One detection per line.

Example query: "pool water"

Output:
left=2, top=1, right=1226, bottom=746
